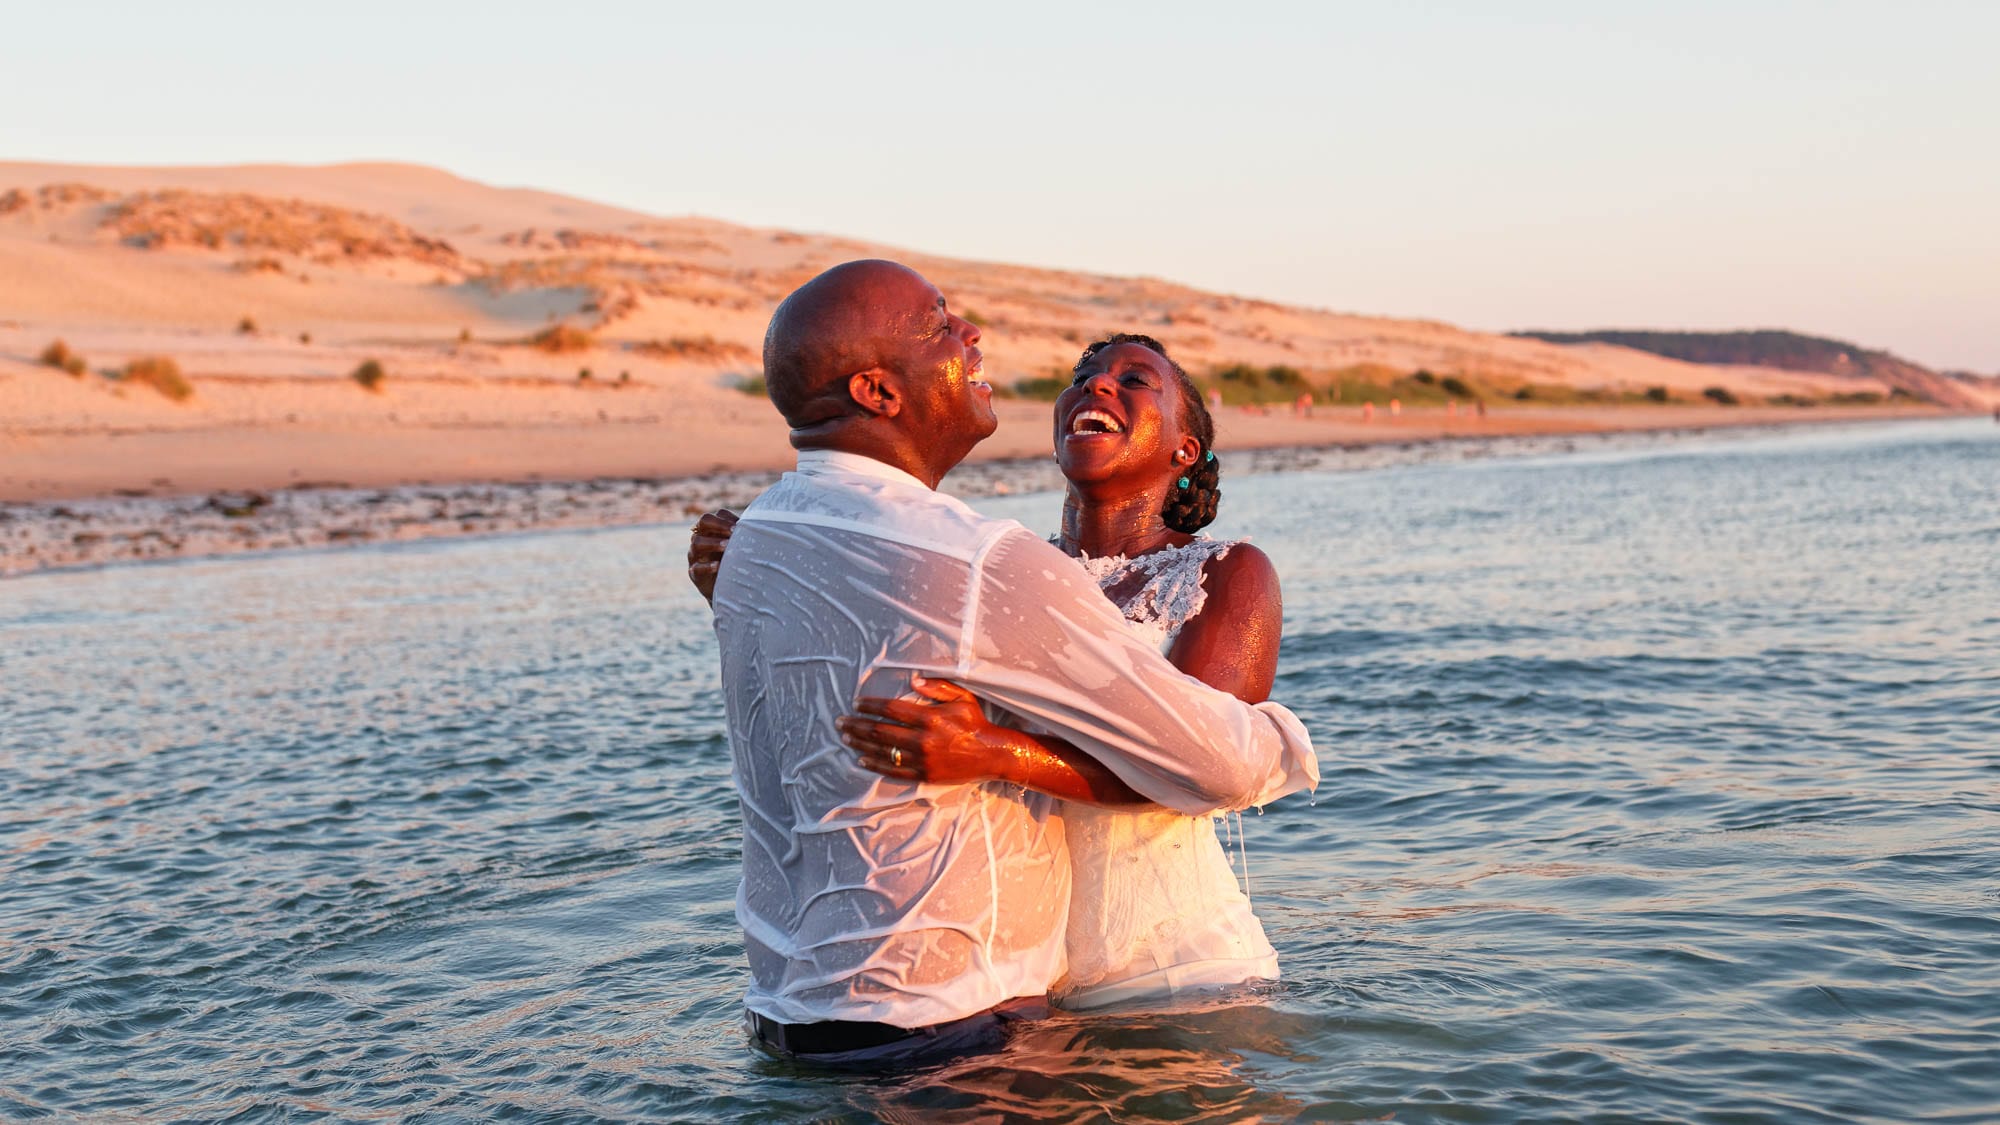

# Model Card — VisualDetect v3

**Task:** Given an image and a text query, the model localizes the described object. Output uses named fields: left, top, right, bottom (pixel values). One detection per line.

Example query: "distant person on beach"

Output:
left=688, top=260, right=1317, bottom=1066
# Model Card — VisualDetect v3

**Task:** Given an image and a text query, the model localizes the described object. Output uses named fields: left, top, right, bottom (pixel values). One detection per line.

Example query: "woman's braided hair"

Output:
left=1072, top=333, right=1220, bottom=533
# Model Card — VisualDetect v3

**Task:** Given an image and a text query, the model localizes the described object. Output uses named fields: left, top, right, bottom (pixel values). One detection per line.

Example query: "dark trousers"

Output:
left=747, top=996, right=1049, bottom=1068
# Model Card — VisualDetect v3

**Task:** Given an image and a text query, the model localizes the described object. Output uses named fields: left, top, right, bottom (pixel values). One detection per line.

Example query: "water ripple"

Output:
left=4, top=420, right=1998, bottom=1120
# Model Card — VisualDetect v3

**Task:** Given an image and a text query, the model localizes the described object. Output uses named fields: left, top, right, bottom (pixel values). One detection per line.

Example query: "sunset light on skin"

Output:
left=5, top=1, right=1996, bottom=371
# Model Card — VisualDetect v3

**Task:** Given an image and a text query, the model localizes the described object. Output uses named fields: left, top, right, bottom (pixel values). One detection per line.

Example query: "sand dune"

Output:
left=0, top=160, right=1980, bottom=508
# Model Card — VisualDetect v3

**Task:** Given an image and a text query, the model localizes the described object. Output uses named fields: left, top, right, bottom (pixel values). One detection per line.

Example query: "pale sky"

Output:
left=7, top=1, right=1997, bottom=371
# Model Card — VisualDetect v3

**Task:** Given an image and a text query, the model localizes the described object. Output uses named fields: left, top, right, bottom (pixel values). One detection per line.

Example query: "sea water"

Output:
left=4, top=418, right=1996, bottom=1122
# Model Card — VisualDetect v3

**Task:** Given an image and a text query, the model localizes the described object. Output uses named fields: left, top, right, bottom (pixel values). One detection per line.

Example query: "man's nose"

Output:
left=953, top=314, right=981, bottom=346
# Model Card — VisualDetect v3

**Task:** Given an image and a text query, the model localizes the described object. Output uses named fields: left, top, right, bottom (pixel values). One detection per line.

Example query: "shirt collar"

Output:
left=795, top=448, right=934, bottom=492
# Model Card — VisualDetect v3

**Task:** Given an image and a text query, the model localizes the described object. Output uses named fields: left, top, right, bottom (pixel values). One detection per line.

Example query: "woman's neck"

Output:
left=1058, top=486, right=1179, bottom=559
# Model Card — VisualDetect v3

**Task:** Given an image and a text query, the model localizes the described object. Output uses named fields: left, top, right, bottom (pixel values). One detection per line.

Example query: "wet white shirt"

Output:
left=711, top=449, right=1318, bottom=1028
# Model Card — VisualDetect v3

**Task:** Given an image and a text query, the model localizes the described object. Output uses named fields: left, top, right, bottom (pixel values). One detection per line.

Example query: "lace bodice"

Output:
left=1071, top=537, right=1242, bottom=651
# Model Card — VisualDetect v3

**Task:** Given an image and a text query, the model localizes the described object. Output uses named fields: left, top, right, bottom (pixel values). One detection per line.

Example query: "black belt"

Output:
left=748, top=1011, right=920, bottom=1056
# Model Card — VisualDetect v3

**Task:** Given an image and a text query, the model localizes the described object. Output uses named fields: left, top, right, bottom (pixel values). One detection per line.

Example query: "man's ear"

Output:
left=847, top=368, right=902, bottom=418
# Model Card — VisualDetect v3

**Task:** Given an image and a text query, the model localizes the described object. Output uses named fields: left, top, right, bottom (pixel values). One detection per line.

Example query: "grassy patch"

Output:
left=40, top=339, right=87, bottom=377
left=734, top=373, right=767, bottom=396
left=635, top=335, right=753, bottom=363
left=122, top=356, right=194, bottom=402
left=530, top=324, right=595, bottom=353
left=1010, top=373, right=1069, bottom=401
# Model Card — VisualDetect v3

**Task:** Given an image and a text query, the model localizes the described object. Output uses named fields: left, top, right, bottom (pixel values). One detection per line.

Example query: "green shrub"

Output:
left=40, top=339, right=87, bottom=377
left=1440, top=375, right=1476, bottom=399
left=1702, top=386, right=1739, bottom=405
left=1644, top=385, right=1671, bottom=403
left=1213, top=362, right=1264, bottom=388
left=1412, top=369, right=1437, bottom=384
left=1011, top=375, right=1068, bottom=401
left=238, top=316, right=258, bottom=335
left=123, top=356, right=193, bottom=402
left=734, top=373, right=767, bottom=396
left=351, top=359, right=386, bottom=392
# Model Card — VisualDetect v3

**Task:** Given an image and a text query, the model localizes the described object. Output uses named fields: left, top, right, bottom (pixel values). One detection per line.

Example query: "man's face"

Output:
left=885, top=273, right=995, bottom=450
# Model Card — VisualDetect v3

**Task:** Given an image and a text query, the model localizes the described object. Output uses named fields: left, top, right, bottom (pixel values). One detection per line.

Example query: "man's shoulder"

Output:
left=742, top=470, right=1030, bottom=563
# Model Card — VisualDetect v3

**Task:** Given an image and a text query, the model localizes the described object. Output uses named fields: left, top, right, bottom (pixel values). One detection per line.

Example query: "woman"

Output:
left=691, top=333, right=1297, bottom=1009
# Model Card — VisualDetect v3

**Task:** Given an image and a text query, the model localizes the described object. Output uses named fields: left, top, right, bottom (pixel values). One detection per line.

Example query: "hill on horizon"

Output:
left=1509, top=329, right=1982, bottom=408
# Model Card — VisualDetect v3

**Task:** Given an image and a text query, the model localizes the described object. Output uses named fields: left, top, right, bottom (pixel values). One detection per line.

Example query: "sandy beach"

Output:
left=0, top=400, right=1953, bottom=577
left=1, top=159, right=1983, bottom=575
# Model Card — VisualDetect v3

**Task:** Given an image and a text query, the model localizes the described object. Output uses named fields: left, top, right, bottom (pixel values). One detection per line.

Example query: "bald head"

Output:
left=758, top=259, right=993, bottom=485
left=762, top=259, right=937, bottom=429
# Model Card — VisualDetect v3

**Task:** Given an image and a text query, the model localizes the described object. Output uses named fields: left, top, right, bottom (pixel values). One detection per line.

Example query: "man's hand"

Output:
left=687, top=509, right=739, bottom=605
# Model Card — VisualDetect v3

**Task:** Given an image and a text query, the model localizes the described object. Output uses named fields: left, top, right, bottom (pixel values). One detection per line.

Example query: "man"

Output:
left=699, top=260, right=1316, bottom=1065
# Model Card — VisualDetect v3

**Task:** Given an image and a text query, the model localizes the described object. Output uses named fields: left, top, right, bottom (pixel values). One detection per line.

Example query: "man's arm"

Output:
left=936, top=529, right=1318, bottom=816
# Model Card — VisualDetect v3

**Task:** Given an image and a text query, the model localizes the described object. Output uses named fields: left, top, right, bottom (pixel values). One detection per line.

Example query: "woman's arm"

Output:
left=686, top=509, right=739, bottom=604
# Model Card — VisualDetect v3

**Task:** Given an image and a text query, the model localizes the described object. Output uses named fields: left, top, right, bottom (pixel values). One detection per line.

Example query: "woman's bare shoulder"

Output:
left=1202, top=541, right=1281, bottom=607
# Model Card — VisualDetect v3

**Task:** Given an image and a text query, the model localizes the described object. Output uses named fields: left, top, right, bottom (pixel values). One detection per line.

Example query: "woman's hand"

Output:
left=835, top=676, right=1014, bottom=785
left=686, top=509, right=739, bottom=605
left=839, top=676, right=1147, bottom=804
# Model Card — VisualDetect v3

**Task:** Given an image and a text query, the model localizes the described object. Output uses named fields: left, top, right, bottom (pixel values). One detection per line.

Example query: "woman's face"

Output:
left=1053, top=342, right=1199, bottom=489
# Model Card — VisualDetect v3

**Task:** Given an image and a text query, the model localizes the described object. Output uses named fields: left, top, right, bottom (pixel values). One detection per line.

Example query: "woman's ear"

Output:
left=846, top=369, right=902, bottom=418
left=1173, top=434, right=1201, bottom=466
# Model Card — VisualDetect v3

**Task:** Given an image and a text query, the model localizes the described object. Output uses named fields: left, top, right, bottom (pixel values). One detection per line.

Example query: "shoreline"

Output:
left=0, top=406, right=1965, bottom=578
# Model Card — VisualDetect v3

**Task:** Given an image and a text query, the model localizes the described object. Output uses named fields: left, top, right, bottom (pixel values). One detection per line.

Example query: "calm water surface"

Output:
left=4, top=419, right=1997, bottom=1122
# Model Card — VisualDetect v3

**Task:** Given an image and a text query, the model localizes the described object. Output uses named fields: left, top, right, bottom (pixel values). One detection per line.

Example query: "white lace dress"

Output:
left=1057, top=536, right=1281, bottom=1010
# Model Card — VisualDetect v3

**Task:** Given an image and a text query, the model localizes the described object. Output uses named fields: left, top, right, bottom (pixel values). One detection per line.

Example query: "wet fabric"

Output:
left=712, top=450, right=1317, bottom=1028
left=1062, top=537, right=1283, bottom=1009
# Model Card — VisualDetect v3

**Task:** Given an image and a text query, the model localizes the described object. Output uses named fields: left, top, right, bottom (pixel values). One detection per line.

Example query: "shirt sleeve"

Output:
left=937, top=527, right=1320, bottom=816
